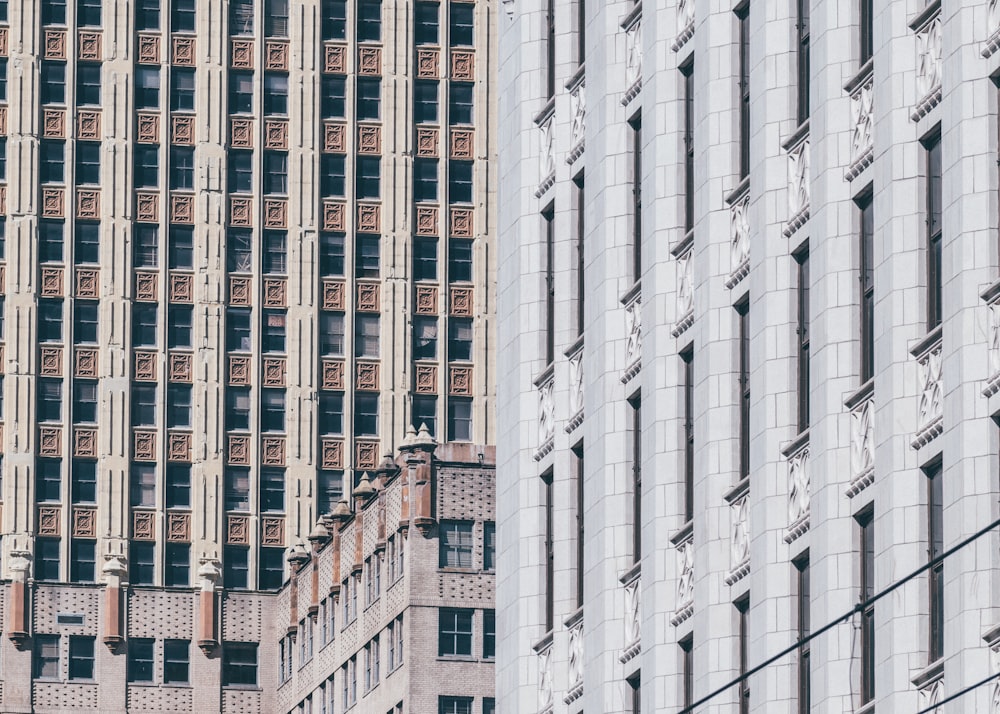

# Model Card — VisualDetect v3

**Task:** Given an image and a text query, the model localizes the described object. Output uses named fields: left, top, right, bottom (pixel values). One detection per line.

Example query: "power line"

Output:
left=678, top=514, right=1000, bottom=714
left=914, top=671, right=1000, bottom=714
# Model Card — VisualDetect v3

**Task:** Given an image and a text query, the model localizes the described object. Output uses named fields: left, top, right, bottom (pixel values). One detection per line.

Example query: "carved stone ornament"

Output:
left=228, top=434, right=251, bottom=464
left=42, top=188, right=65, bottom=219
left=75, top=347, right=99, bottom=378
left=133, top=511, right=155, bottom=540
left=136, top=192, right=159, bottom=223
left=449, top=366, right=472, bottom=396
left=40, top=346, right=64, bottom=376
left=262, top=357, right=286, bottom=387
left=73, top=508, right=97, bottom=538
left=230, top=197, right=253, bottom=226
left=785, top=138, right=811, bottom=230
left=45, top=29, right=68, bottom=60
left=38, top=506, right=61, bottom=536
left=787, top=447, right=810, bottom=528
left=169, top=273, right=193, bottom=303
left=624, top=18, right=642, bottom=100
left=990, top=0, right=1000, bottom=47
left=624, top=295, right=642, bottom=370
left=729, top=493, right=750, bottom=572
left=134, top=430, right=157, bottom=461
left=324, top=201, right=346, bottom=231
left=358, top=46, right=382, bottom=75
left=229, top=355, right=251, bottom=385
left=566, top=616, right=584, bottom=699
left=264, top=199, right=286, bottom=229
left=324, top=43, right=347, bottom=74
left=729, top=193, right=750, bottom=282
left=322, top=279, right=346, bottom=310
left=536, top=640, right=554, bottom=712
left=78, top=31, right=102, bottom=60
left=172, top=115, right=195, bottom=145
left=39, top=426, right=62, bottom=457
left=262, top=436, right=286, bottom=466
left=264, top=119, right=289, bottom=150
left=169, top=352, right=193, bottom=383
left=324, top=123, right=347, bottom=153
left=415, top=205, right=439, bottom=236
left=988, top=302, right=1000, bottom=394
left=450, top=286, right=473, bottom=317
left=264, top=40, right=289, bottom=71
left=263, top=277, right=287, bottom=307
left=674, top=538, right=695, bottom=614
left=172, top=35, right=195, bottom=65
left=357, top=203, right=381, bottom=233
left=231, top=118, right=253, bottom=148
left=568, top=81, right=586, bottom=160
left=168, top=432, right=192, bottom=462
left=358, top=125, right=382, bottom=154
left=321, top=438, right=345, bottom=469
left=915, top=16, right=942, bottom=102
left=74, top=427, right=98, bottom=457
left=450, top=129, right=474, bottom=159
left=415, top=363, right=437, bottom=394
left=416, top=127, right=439, bottom=157
left=357, top=282, right=380, bottom=312
left=229, top=276, right=252, bottom=306
left=78, top=110, right=101, bottom=140
left=536, top=375, right=555, bottom=452
left=622, top=574, right=641, bottom=659
left=356, top=440, right=379, bottom=470
left=450, top=207, right=473, bottom=237
left=227, top=515, right=250, bottom=545
left=416, top=48, right=439, bottom=78
left=262, top=517, right=285, bottom=546
left=167, top=512, right=191, bottom=542
left=41, top=267, right=64, bottom=297
left=77, top=189, right=101, bottom=220
left=913, top=342, right=944, bottom=446
left=138, top=34, right=161, bottom=64
left=321, top=359, right=345, bottom=390
left=0, top=27, right=7, bottom=57
left=43, top=109, right=66, bottom=139
left=231, top=39, right=254, bottom=69
left=134, top=271, right=158, bottom=302
left=171, top=194, right=194, bottom=224
left=567, top=348, right=584, bottom=419
left=136, top=112, right=159, bottom=144
left=673, top=250, right=694, bottom=335
left=451, top=50, right=474, bottom=80
left=847, top=74, right=874, bottom=177
left=918, top=677, right=944, bottom=712
left=0, top=106, right=7, bottom=136
left=356, top=361, right=380, bottom=391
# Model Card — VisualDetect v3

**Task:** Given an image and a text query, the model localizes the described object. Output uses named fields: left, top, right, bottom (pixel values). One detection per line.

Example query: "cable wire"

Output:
left=914, top=671, right=1000, bottom=714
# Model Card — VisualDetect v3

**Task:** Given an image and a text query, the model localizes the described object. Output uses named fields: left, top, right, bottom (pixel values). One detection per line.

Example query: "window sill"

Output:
left=221, top=685, right=262, bottom=691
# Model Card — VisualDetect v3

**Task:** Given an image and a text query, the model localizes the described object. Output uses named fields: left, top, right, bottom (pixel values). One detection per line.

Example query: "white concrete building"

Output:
left=496, top=0, right=1000, bottom=712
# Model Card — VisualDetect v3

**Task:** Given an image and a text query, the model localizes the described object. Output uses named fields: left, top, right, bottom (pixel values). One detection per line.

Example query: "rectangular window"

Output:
left=40, top=140, right=65, bottom=183
left=172, top=0, right=196, bottom=32
left=40, top=219, right=64, bottom=263
left=574, top=173, right=586, bottom=334
left=166, top=464, right=191, bottom=508
left=77, top=0, right=102, bottom=25
left=38, top=300, right=63, bottom=342
left=320, top=233, right=345, bottom=276
left=318, top=471, right=342, bottom=517
left=319, top=313, right=345, bottom=356
left=354, top=393, right=379, bottom=436
left=261, top=468, right=285, bottom=512
left=628, top=674, right=640, bottom=714
left=448, top=397, right=472, bottom=441
left=484, top=521, right=496, bottom=572
left=262, top=231, right=287, bottom=274
left=131, top=464, right=156, bottom=507
left=860, top=0, right=873, bottom=65
left=320, top=155, right=346, bottom=196
left=413, top=237, right=438, bottom=281
left=859, top=191, right=875, bottom=383
left=630, top=395, right=642, bottom=563
left=483, top=609, right=495, bottom=659
left=263, top=73, right=289, bottom=115
left=796, top=247, right=810, bottom=433
left=229, top=71, right=254, bottom=114
left=226, top=388, right=251, bottom=431
left=263, top=152, right=288, bottom=195
left=223, top=643, right=258, bottom=686
left=75, top=222, right=100, bottom=264
left=164, top=640, right=190, bottom=684
left=76, top=64, right=101, bottom=106
left=737, top=300, right=750, bottom=479
left=265, top=0, right=289, bottom=36
left=74, top=301, right=99, bottom=344
left=134, top=145, right=159, bottom=188
left=438, top=609, right=473, bottom=657
left=927, top=461, right=943, bottom=662
left=414, top=157, right=439, bottom=201
left=226, top=308, right=252, bottom=351
left=571, top=444, right=584, bottom=606
left=170, top=226, right=194, bottom=269
left=260, top=546, right=285, bottom=590
left=357, top=0, right=381, bottom=41
left=128, top=638, right=155, bottom=682
left=796, top=0, right=810, bottom=125
left=413, top=316, right=438, bottom=360
left=356, top=156, right=381, bottom=199
left=736, top=597, right=750, bottom=714
left=449, top=3, right=473, bottom=46
left=225, top=468, right=251, bottom=511
left=136, top=0, right=160, bottom=30
left=543, top=208, right=555, bottom=364
left=165, top=544, right=190, bottom=587
left=323, top=0, right=346, bottom=39
left=357, top=78, right=381, bottom=120
left=449, top=239, right=472, bottom=282
left=168, top=306, right=193, bottom=349
left=227, top=229, right=253, bottom=272
left=224, top=546, right=250, bottom=589
left=37, top=458, right=62, bottom=502
left=439, top=520, right=473, bottom=568
left=542, top=470, right=554, bottom=632
left=42, top=0, right=67, bottom=24
left=134, top=225, right=159, bottom=268
left=412, top=395, right=437, bottom=436
left=414, top=80, right=439, bottom=123
left=131, top=383, right=157, bottom=426
left=229, top=0, right=253, bottom=32
left=449, top=82, right=474, bottom=124
left=859, top=509, right=875, bottom=705
left=322, top=76, right=346, bottom=118
left=35, top=635, right=60, bottom=679
left=70, top=539, right=96, bottom=582
left=75, top=142, right=101, bottom=184
left=170, top=147, right=195, bottom=190
left=681, top=348, right=695, bottom=522
left=356, top=234, right=381, bottom=277
left=41, top=62, right=66, bottom=104
left=737, top=6, right=750, bottom=178
left=415, top=2, right=439, bottom=44
left=545, top=0, right=555, bottom=98
left=681, top=636, right=693, bottom=709
left=449, top=160, right=473, bottom=203
left=355, top=315, right=380, bottom=358
left=130, top=541, right=155, bottom=585
left=72, top=459, right=97, bottom=502
left=36, top=538, right=61, bottom=581
left=796, top=555, right=811, bottom=714
left=630, top=114, right=642, bottom=281
left=38, top=377, right=63, bottom=422
left=925, top=129, right=942, bottom=330
left=440, top=697, right=474, bottom=714
left=167, top=384, right=192, bottom=428
left=135, top=66, right=160, bottom=109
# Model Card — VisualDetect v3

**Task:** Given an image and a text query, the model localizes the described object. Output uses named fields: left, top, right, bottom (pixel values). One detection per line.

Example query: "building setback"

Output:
left=497, top=0, right=1000, bottom=713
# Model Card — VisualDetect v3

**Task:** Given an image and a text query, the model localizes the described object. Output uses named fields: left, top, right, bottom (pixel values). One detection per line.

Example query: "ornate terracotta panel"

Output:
left=231, top=39, right=254, bottom=69
left=136, top=112, right=160, bottom=143
left=75, top=348, right=99, bottom=378
left=451, top=129, right=474, bottom=159
left=227, top=515, right=250, bottom=544
left=40, top=346, right=63, bottom=376
left=0, top=106, right=7, bottom=136
left=0, top=28, right=7, bottom=57
left=450, top=365, right=473, bottom=396
left=324, top=123, right=347, bottom=153
left=265, top=40, right=289, bottom=70
left=78, top=31, right=102, bottom=60
left=167, top=432, right=192, bottom=462
left=44, top=29, right=67, bottom=60
left=77, top=190, right=100, bottom=219
left=134, top=351, right=157, bottom=381
left=262, top=357, right=286, bottom=387
left=321, top=359, right=345, bottom=390
left=262, top=517, right=285, bottom=546
left=358, top=125, right=381, bottom=154
left=356, top=361, right=380, bottom=391
left=231, top=118, right=253, bottom=148
left=451, top=50, right=475, bottom=80
left=172, top=35, right=195, bottom=65
left=264, top=119, right=288, bottom=150
left=39, top=426, right=62, bottom=457
left=416, top=48, right=440, bottom=78
left=171, top=194, right=194, bottom=224
left=356, top=282, right=380, bottom=312
left=416, top=127, right=439, bottom=157
left=138, top=34, right=161, bottom=64
left=76, top=268, right=99, bottom=298
left=43, top=109, right=66, bottom=139
left=38, top=506, right=61, bottom=537
left=230, top=197, right=252, bottom=226
left=136, top=192, right=160, bottom=223
left=415, top=285, right=438, bottom=314
left=228, top=434, right=251, bottom=465
left=134, top=430, right=157, bottom=461
left=263, top=199, right=287, bottom=229
left=450, top=207, right=474, bottom=237
left=134, top=271, right=158, bottom=302
left=42, top=188, right=65, bottom=219
left=72, top=508, right=97, bottom=538
left=40, top=267, right=64, bottom=297
left=169, top=273, right=193, bottom=302
left=77, top=110, right=101, bottom=140
left=356, top=440, right=379, bottom=470
left=321, top=438, right=344, bottom=469
left=323, top=201, right=346, bottom=231
left=262, top=436, right=286, bottom=466
left=415, top=363, right=437, bottom=394
left=133, top=511, right=155, bottom=540
left=74, top=427, right=97, bottom=457
left=229, top=356, right=251, bottom=385
left=172, top=115, right=194, bottom=145
left=229, top=276, right=252, bottom=306
left=358, top=46, right=382, bottom=75
left=0, top=185, right=6, bottom=215
left=357, top=203, right=381, bottom=233
left=167, top=512, right=191, bottom=542
left=169, top=352, right=192, bottom=382
left=324, top=43, right=347, bottom=74
left=322, top=280, right=346, bottom=311
left=415, top=205, right=439, bottom=235
left=450, top=286, right=474, bottom=317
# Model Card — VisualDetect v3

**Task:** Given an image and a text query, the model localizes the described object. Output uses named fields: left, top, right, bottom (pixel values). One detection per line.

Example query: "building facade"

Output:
left=0, top=439, right=495, bottom=713
left=497, top=0, right=1000, bottom=712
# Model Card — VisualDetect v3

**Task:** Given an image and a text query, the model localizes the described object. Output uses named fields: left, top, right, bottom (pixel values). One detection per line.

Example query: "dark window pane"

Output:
left=75, top=222, right=100, bottom=263
left=224, top=547, right=250, bottom=589
left=134, top=225, right=159, bottom=268
left=72, top=459, right=97, bottom=502
left=75, top=142, right=101, bottom=184
left=230, top=0, right=253, bottom=34
left=354, top=393, right=379, bottom=436
left=414, top=80, right=439, bottom=123
left=449, top=239, right=472, bottom=282
left=128, top=639, right=155, bottom=682
left=131, top=464, right=157, bottom=507
left=135, top=66, right=160, bottom=109
left=415, top=2, right=439, bottom=44
left=356, top=235, right=380, bottom=278
left=68, top=636, right=95, bottom=679
left=318, top=393, right=344, bottom=434
left=134, top=145, right=159, bottom=188
left=449, top=4, right=473, bottom=46
left=172, top=0, right=196, bottom=32
left=76, top=64, right=101, bottom=105
left=40, top=220, right=65, bottom=263
left=229, top=72, right=254, bottom=114
left=165, top=545, right=190, bottom=588
left=169, top=227, right=194, bottom=269
left=40, top=140, right=65, bottom=183
left=130, top=541, right=155, bottom=585
left=448, top=318, right=473, bottom=361
left=77, top=0, right=102, bottom=25
left=449, top=82, right=473, bottom=124
left=413, top=158, right=439, bottom=202
left=164, top=639, right=190, bottom=682
left=321, top=155, right=346, bottom=196
left=320, top=233, right=346, bottom=276
left=264, top=73, right=288, bottom=115
left=322, top=76, right=347, bottom=118
left=227, top=230, right=253, bottom=272
left=357, top=78, right=381, bottom=120
left=323, top=0, right=346, bottom=39
left=170, top=146, right=195, bottom=190
left=262, top=231, right=287, bottom=273
left=166, top=464, right=191, bottom=508
left=74, top=301, right=99, bottom=344
left=259, top=546, right=285, bottom=590
left=449, top=161, right=473, bottom=203
left=225, top=468, right=251, bottom=511
left=41, top=63, right=67, bottom=104
left=357, top=0, right=382, bottom=41
left=413, top=238, right=438, bottom=281
left=136, top=0, right=160, bottom=30
left=70, top=540, right=96, bottom=582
